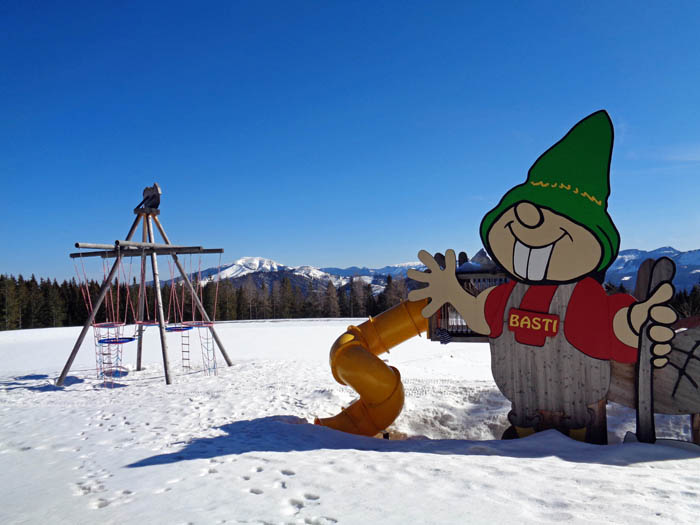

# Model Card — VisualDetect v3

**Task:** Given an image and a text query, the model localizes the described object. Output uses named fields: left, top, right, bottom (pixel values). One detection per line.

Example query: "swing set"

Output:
left=57, top=183, right=232, bottom=387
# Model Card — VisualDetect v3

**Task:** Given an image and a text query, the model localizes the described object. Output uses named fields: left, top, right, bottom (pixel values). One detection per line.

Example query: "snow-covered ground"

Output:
left=1, top=319, right=699, bottom=524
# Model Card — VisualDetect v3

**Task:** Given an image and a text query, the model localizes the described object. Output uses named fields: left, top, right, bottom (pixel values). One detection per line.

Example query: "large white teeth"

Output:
left=513, top=240, right=529, bottom=279
left=513, top=240, right=554, bottom=281
left=527, top=244, right=553, bottom=281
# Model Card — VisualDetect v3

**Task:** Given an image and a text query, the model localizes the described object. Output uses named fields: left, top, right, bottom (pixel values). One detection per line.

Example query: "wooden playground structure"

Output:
left=56, top=183, right=232, bottom=387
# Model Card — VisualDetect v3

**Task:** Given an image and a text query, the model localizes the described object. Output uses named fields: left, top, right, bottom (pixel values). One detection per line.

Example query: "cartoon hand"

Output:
left=407, top=249, right=460, bottom=318
left=628, top=282, right=678, bottom=368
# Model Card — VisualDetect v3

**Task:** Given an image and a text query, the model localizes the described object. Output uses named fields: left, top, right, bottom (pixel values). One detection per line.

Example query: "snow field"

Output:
left=1, top=319, right=700, bottom=524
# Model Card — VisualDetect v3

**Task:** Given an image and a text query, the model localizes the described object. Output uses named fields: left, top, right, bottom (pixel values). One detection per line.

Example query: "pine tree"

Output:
left=258, top=282, right=272, bottom=319
left=201, top=280, right=216, bottom=320
left=324, top=281, right=340, bottom=317
left=280, top=277, right=294, bottom=318
left=217, top=279, right=236, bottom=320
left=302, top=282, right=320, bottom=318
left=365, top=283, right=378, bottom=316
left=350, top=277, right=367, bottom=317
left=237, top=284, right=250, bottom=320
left=47, top=280, right=66, bottom=327
left=338, top=283, right=350, bottom=317
left=270, top=281, right=281, bottom=318
left=243, top=276, right=257, bottom=319
left=1, top=276, right=20, bottom=330
left=379, top=276, right=407, bottom=311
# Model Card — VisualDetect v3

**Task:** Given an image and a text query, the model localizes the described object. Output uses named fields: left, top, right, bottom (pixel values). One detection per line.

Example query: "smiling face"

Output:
left=487, top=201, right=603, bottom=283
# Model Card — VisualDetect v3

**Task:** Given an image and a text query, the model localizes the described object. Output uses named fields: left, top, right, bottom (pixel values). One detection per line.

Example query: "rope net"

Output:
left=73, top=242, right=222, bottom=383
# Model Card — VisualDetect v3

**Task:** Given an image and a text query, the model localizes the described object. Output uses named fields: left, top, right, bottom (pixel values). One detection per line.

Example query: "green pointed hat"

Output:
left=480, top=110, right=620, bottom=272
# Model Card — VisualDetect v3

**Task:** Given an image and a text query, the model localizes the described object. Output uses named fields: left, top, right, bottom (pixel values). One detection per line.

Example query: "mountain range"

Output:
left=189, top=256, right=424, bottom=296
left=605, top=247, right=700, bottom=292
left=183, top=247, right=700, bottom=295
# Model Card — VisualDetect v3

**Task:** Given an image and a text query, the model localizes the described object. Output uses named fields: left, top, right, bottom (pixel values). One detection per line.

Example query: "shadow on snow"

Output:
left=127, top=415, right=700, bottom=468
left=0, top=375, right=85, bottom=392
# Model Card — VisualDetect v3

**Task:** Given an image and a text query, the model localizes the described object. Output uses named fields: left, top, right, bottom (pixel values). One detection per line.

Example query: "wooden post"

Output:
left=146, top=215, right=172, bottom=385
left=692, top=414, right=700, bottom=446
left=635, top=258, right=675, bottom=443
left=124, top=214, right=142, bottom=245
left=56, top=214, right=142, bottom=386
left=152, top=216, right=233, bottom=367
left=136, top=214, right=146, bottom=371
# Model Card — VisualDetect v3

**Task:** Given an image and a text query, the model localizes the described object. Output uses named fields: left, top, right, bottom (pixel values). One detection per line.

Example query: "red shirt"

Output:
left=484, top=277, right=637, bottom=363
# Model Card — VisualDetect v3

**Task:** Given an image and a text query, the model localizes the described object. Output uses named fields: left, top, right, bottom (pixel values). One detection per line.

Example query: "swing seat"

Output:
left=182, top=321, right=214, bottom=328
left=97, top=337, right=137, bottom=345
left=135, top=320, right=160, bottom=326
left=166, top=325, right=193, bottom=332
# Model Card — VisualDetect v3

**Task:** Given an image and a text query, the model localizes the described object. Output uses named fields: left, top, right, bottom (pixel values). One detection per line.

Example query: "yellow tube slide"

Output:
left=314, top=298, right=429, bottom=436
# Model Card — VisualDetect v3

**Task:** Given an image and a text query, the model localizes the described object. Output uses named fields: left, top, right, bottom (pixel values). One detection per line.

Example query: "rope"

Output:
left=213, top=253, right=221, bottom=321
left=74, top=255, right=93, bottom=318
left=120, top=248, right=138, bottom=325
left=102, top=258, right=115, bottom=324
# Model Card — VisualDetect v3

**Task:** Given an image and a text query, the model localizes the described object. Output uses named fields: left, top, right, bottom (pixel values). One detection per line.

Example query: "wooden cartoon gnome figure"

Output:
left=408, top=111, right=677, bottom=443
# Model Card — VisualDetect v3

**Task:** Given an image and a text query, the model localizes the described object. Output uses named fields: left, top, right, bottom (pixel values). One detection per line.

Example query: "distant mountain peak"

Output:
left=607, top=246, right=700, bottom=291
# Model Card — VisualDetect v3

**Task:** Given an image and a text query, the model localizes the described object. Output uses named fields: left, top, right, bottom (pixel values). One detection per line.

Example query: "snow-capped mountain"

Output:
left=215, top=257, right=287, bottom=279
left=182, top=247, right=700, bottom=296
left=320, top=262, right=424, bottom=278
left=606, top=247, right=700, bottom=291
left=176, top=256, right=426, bottom=296
left=198, top=257, right=345, bottom=287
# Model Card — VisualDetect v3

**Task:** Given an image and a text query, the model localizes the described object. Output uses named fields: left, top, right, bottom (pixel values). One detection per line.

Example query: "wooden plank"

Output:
left=115, top=240, right=194, bottom=249
left=490, top=282, right=610, bottom=440
left=609, top=334, right=700, bottom=415
left=74, top=242, right=116, bottom=250
left=69, top=247, right=224, bottom=259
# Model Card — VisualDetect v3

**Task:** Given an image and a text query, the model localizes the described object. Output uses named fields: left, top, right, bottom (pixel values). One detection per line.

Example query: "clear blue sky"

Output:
left=2, top=1, right=700, bottom=281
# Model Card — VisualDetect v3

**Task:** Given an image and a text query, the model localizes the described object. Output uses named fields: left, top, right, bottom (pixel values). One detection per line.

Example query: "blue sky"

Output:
left=2, top=1, right=700, bottom=280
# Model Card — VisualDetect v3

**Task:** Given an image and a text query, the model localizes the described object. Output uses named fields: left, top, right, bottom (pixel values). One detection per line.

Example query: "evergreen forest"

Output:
left=0, top=274, right=410, bottom=331
left=3, top=273, right=700, bottom=332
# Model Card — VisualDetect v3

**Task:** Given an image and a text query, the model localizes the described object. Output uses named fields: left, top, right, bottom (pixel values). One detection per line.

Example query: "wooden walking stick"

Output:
left=634, top=257, right=676, bottom=444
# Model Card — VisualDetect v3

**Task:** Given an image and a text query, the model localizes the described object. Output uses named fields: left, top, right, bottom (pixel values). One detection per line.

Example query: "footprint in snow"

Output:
left=306, top=518, right=338, bottom=525
left=289, top=498, right=304, bottom=511
left=90, top=498, right=110, bottom=509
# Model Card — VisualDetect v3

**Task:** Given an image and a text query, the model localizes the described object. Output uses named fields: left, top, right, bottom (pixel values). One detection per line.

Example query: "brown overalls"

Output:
left=490, top=282, right=610, bottom=439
